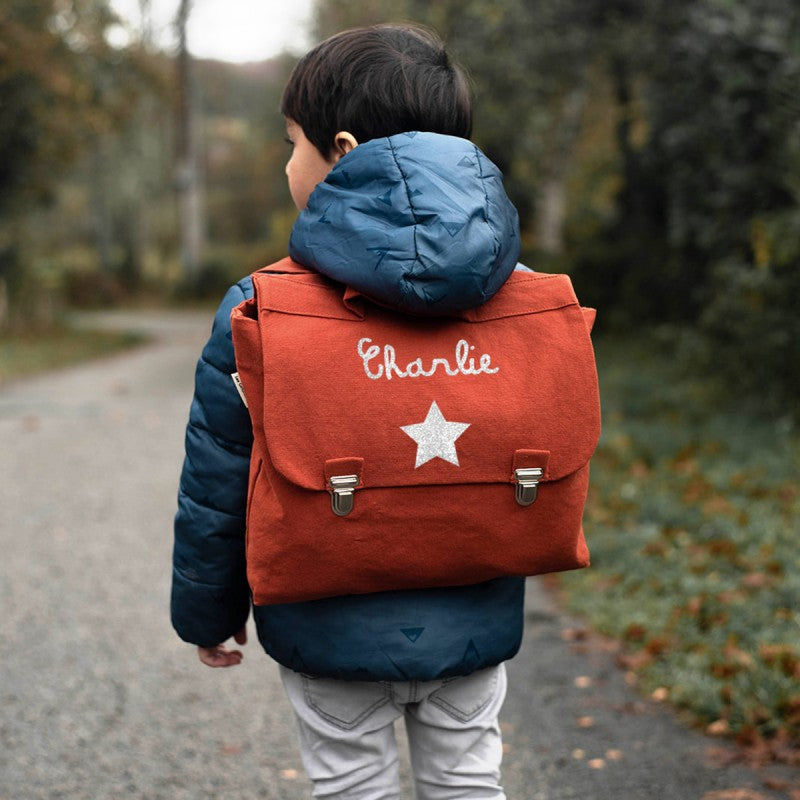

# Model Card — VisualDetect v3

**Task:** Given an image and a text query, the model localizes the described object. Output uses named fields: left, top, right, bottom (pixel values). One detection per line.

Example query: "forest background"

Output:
left=2, top=0, right=799, bottom=411
left=1, top=0, right=798, bottom=759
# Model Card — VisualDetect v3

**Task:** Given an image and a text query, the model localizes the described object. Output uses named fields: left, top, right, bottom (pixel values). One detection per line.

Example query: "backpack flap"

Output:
left=252, top=269, right=600, bottom=506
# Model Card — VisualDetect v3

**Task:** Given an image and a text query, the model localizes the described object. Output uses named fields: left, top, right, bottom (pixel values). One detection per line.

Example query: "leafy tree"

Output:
left=574, top=0, right=800, bottom=327
left=312, top=0, right=800, bottom=414
left=312, top=0, right=595, bottom=244
left=0, top=0, right=161, bottom=326
left=312, top=0, right=670, bottom=257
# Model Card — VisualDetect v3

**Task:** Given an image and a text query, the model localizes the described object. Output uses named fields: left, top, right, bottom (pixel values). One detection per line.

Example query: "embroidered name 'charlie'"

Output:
left=357, top=337, right=500, bottom=380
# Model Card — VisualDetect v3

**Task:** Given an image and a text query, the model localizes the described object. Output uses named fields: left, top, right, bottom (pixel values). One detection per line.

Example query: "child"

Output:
left=172, top=24, right=525, bottom=799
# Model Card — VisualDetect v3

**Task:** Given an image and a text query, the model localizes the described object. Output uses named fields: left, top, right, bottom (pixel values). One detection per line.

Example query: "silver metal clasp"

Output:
left=514, top=467, right=543, bottom=507
left=328, top=474, right=359, bottom=517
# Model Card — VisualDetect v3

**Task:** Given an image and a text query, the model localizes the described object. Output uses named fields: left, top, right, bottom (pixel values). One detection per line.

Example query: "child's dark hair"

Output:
left=281, top=24, right=472, bottom=157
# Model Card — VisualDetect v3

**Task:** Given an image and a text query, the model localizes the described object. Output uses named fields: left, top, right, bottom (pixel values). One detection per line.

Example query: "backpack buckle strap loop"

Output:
left=511, top=449, right=550, bottom=507
left=324, top=458, right=365, bottom=517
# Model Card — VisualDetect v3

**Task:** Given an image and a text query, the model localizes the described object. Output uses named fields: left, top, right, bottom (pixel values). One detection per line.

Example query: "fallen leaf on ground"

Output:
left=577, top=716, right=595, bottom=728
left=574, top=675, right=593, bottom=688
left=701, top=791, right=770, bottom=800
left=704, top=746, right=740, bottom=767
left=742, top=572, right=770, bottom=589
left=707, top=719, right=731, bottom=736
left=561, top=627, right=589, bottom=641
left=616, top=650, right=653, bottom=671
left=280, top=769, right=299, bottom=780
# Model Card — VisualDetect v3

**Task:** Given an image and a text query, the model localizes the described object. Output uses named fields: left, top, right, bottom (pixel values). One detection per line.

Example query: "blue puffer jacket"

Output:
left=172, top=132, right=527, bottom=681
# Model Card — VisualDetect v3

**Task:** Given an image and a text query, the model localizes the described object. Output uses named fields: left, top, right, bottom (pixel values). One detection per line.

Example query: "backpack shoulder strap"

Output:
left=462, top=272, right=579, bottom=321
left=247, top=260, right=596, bottom=330
left=250, top=258, right=363, bottom=321
left=252, top=256, right=311, bottom=276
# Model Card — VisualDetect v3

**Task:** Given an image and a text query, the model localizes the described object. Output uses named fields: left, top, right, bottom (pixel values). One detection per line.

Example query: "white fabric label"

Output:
left=231, top=372, right=248, bottom=408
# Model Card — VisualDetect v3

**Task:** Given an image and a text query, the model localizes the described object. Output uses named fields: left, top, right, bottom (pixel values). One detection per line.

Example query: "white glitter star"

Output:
left=400, top=401, right=471, bottom=468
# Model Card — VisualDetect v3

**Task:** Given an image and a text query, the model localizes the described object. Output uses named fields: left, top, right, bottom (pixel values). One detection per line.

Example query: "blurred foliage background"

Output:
left=1, top=0, right=798, bottom=754
left=1, top=0, right=798, bottom=413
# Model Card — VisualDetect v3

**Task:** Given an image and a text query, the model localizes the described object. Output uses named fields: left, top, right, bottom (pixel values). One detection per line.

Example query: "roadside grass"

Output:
left=560, top=336, right=800, bottom=759
left=0, top=326, right=148, bottom=385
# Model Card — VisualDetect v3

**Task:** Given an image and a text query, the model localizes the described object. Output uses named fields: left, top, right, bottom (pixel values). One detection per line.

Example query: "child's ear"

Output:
left=333, top=131, right=358, bottom=160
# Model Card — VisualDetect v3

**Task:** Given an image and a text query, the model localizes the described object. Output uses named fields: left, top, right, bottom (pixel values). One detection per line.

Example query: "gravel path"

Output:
left=1, top=310, right=796, bottom=799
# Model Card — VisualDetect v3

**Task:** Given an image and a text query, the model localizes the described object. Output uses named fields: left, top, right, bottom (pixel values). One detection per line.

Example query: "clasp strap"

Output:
left=512, top=449, right=550, bottom=507
left=324, top=458, right=364, bottom=517
left=514, top=468, right=543, bottom=506
left=328, top=475, right=360, bottom=516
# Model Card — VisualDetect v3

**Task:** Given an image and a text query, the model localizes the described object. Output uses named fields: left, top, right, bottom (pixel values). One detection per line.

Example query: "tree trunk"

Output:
left=175, top=0, right=204, bottom=284
left=610, top=54, right=642, bottom=225
left=534, top=83, right=587, bottom=255
left=90, top=141, right=114, bottom=273
left=138, top=0, right=153, bottom=46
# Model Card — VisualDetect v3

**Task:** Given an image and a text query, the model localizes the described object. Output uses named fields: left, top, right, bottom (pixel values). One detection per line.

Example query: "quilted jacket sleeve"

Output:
left=171, top=279, right=254, bottom=647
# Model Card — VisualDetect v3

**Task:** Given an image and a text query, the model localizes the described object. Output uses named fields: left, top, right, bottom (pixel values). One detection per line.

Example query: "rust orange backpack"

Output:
left=230, top=258, right=601, bottom=605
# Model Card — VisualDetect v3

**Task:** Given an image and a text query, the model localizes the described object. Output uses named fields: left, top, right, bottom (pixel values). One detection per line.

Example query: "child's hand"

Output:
left=197, top=626, right=247, bottom=668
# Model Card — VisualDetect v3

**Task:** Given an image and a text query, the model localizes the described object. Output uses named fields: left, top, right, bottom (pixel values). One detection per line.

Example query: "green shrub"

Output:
left=692, top=209, right=800, bottom=418
left=560, top=337, right=800, bottom=753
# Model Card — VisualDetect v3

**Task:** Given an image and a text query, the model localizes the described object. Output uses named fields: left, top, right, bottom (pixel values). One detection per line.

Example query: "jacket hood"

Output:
left=289, top=132, right=520, bottom=315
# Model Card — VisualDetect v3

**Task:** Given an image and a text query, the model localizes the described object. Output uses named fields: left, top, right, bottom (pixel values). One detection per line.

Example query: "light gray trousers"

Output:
left=279, top=663, right=508, bottom=800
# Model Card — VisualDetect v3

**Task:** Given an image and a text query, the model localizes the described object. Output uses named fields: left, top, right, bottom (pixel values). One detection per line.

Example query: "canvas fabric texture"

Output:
left=231, top=259, right=600, bottom=605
